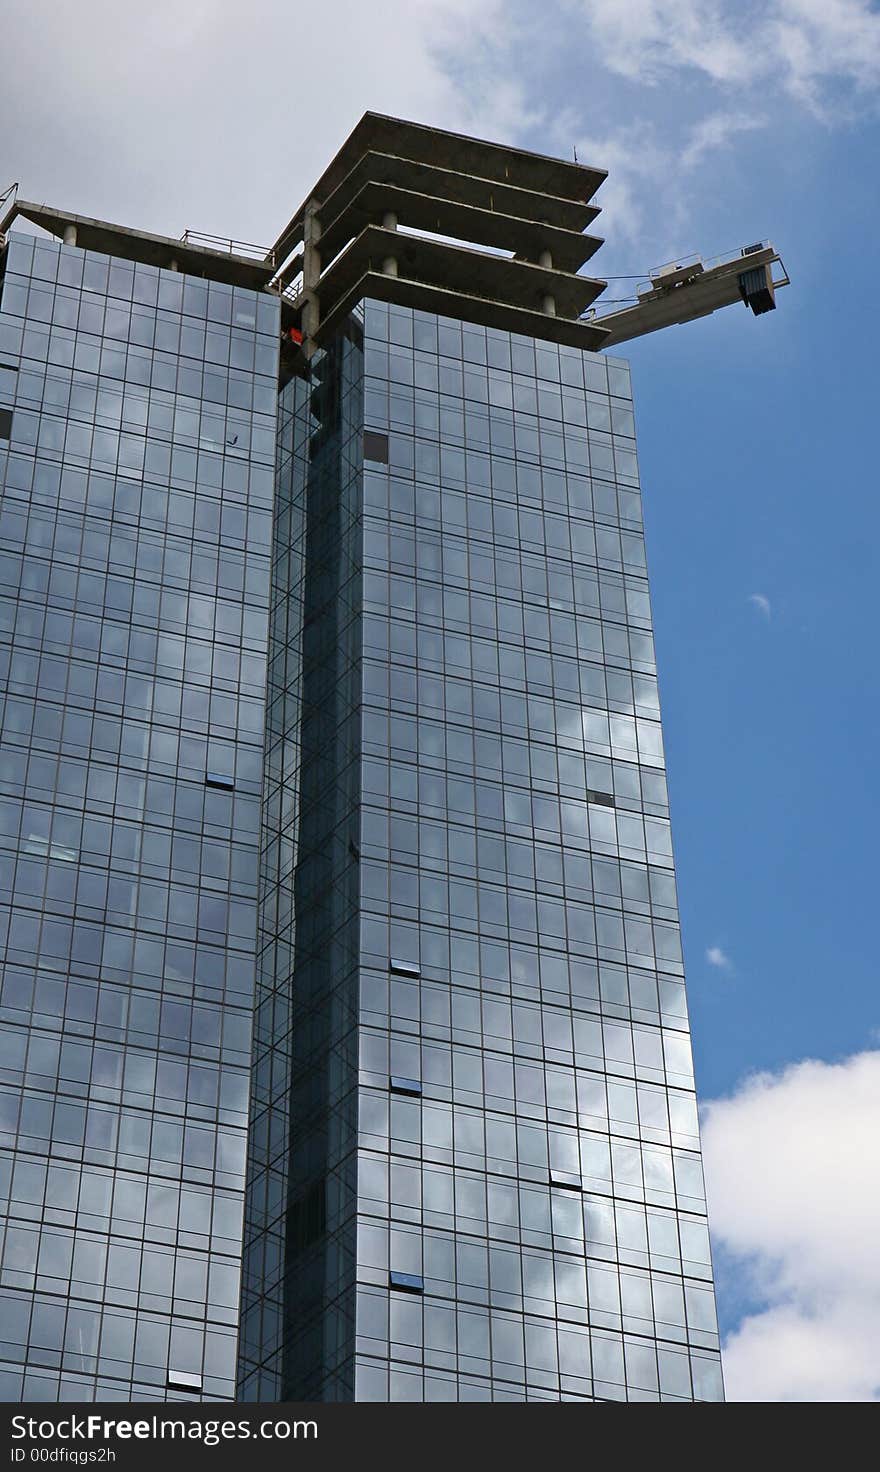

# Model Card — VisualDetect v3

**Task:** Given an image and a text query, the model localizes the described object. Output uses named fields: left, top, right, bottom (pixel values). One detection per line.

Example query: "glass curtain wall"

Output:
left=0, top=233, right=278, bottom=1400
left=240, top=297, right=723, bottom=1403
left=239, top=324, right=365, bottom=1402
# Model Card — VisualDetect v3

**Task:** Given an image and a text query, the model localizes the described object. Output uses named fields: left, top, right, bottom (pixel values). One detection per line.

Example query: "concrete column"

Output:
left=540, top=248, right=555, bottom=313
left=168, top=258, right=179, bottom=272
left=62, top=223, right=77, bottom=246
left=381, top=209, right=399, bottom=276
left=302, top=198, right=322, bottom=352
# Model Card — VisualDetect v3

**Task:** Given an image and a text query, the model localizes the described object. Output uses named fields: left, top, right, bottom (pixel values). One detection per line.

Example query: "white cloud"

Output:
left=3, top=0, right=879, bottom=268
left=749, top=593, right=772, bottom=618
left=555, top=0, right=880, bottom=251
left=554, top=1, right=880, bottom=254
left=568, top=109, right=772, bottom=255
left=574, top=0, right=880, bottom=104
left=702, top=1050, right=880, bottom=1401
left=679, top=110, right=767, bottom=169
left=706, top=945, right=733, bottom=969
left=771, top=0, right=880, bottom=106
left=570, top=123, right=671, bottom=248
left=570, top=0, right=758, bottom=86
left=0, top=0, right=513, bottom=245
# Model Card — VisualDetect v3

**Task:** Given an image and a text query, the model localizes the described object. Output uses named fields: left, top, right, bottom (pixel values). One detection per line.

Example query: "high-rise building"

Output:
left=0, top=117, right=786, bottom=1404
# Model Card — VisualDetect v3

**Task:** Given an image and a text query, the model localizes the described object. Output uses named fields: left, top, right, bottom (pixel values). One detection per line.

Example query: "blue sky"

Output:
left=631, top=145, right=877, bottom=1088
left=3, top=0, right=879, bottom=1400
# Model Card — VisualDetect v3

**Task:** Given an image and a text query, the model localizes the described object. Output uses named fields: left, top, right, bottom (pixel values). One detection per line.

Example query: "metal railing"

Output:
left=636, top=241, right=774, bottom=297
left=179, top=228, right=275, bottom=264
left=584, top=240, right=785, bottom=321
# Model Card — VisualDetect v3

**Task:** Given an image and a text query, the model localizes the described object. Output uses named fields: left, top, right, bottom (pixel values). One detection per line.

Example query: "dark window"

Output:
left=389, top=1270, right=423, bottom=1293
left=587, top=790, right=615, bottom=808
left=390, top=1076, right=422, bottom=1097
left=550, top=1169, right=583, bottom=1191
left=390, top=958, right=420, bottom=978
left=166, top=1370, right=202, bottom=1391
left=0, top=407, right=12, bottom=441
left=364, top=430, right=389, bottom=463
left=206, top=771, right=235, bottom=790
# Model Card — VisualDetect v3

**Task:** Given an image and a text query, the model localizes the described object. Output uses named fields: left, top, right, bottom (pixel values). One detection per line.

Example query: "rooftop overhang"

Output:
left=271, top=112, right=606, bottom=265
left=315, top=224, right=603, bottom=323
left=271, top=112, right=609, bottom=358
left=0, top=199, right=276, bottom=293
left=316, top=182, right=603, bottom=279
left=321, top=273, right=609, bottom=352
left=314, top=151, right=601, bottom=249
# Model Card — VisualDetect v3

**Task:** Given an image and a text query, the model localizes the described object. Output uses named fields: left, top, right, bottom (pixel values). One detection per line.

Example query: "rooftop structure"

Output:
left=0, top=198, right=276, bottom=291
left=1, top=112, right=789, bottom=368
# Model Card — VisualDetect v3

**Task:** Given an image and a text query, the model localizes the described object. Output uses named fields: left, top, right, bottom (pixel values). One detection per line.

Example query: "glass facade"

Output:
left=0, top=233, right=278, bottom=1400
left=238, top=298, right=723, bottom=1402
left=239, top=329, right=365, bottom=1402
left=0, top=213, right=723, bottom=1405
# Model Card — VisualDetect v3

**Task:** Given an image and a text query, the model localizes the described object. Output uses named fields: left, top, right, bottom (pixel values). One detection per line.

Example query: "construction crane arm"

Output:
left=592, top=243, right=789, bottom=348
